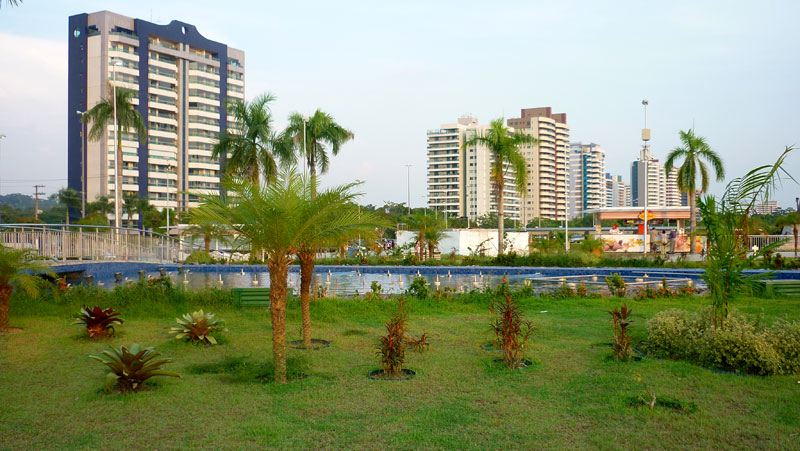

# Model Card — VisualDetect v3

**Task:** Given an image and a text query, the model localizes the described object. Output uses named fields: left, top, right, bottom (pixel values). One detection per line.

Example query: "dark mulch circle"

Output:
left=481, top=342, right=502, bottom=352
left=627, top=396, right=698, bottom=414
left=491, top=358, right=534, bottom=369
left=288, top=339, right=331, bottom=350
left=368, top=369, right=416, bottom=380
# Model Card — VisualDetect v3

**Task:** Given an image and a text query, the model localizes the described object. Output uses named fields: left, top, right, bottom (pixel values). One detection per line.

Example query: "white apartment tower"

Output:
left=605, top=173, right=631, bottom=208
left=507, top=108, right=570, bottom=223
left=426, top=117, right=522, bottom=222
left=68, top=11, right=245, bottom=220
left=568, top=142, right=606, bottom=218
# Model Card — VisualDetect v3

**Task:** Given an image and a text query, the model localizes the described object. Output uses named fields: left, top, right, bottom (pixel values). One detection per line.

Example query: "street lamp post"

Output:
left=405, top=164, right=412, bottom=215
left=302, top=116, right=308, bottom=179
left=0, top=133, right=5, bottom=224
left=356, top=179, right=362, bottom=250
left=642, top=99, right=650, bottom=255
left=564, top=143, right=570, bottom=252
left=111, top=58, right=123, bottom=230
left=76, top=110, right=87, bottom=218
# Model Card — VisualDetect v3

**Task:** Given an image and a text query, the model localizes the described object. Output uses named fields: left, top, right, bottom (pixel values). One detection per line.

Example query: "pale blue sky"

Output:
left=1, top=1, right=798, bottom=208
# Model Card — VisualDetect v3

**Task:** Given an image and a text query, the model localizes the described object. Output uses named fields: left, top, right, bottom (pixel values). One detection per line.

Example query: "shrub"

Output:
left=645, top=308, right=800, bottom=375
left=377, top=300, right=408, bottom=376
left=90, top=344, right=180, bottom=393
left=184, top=250, right=216, bottom=265
left=605, top=273, right=627, bottom=297
left=405, top=275, right=429, bottom=299
left=490, top=280, right=534, bottom=369
left=607, top=304, right=633, bottom=361
left=169, top=309, right=227, bottom=345
left=72, top=305, right=123, bottom=338
left=365, top=280, right=382, bottom=301
left=406, top=332, right=430, bottom=352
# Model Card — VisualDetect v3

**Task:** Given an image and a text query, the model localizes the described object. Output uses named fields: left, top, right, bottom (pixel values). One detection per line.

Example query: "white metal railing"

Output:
left=747, top=235, right=794, bottom=251
left=0, top=224, right=197, bottom=264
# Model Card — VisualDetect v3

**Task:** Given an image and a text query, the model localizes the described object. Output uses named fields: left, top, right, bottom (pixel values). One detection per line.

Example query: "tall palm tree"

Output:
left=194, top=170, right=382, bottom=383
left=0, top=246, right=49, bottom=333
left=122, top=192, right=140, bottom=228
left=462, top=119, right=536, bottom=254
left=87, top=195, right=114, bottom=225
left=82, top=83, right=147, bottom=227
left=284, top=110, right=354, bottom=344
left=185, top=208, right=228, bottom=253
left=213, top=93, right=292, bottom=185
left=285, top=109, right=354, bottom=195
left=408, top=212, right=445, bottom=260
left=57, top=187, right=82, bottom=225
left=665, top=129, right=725, bottom=254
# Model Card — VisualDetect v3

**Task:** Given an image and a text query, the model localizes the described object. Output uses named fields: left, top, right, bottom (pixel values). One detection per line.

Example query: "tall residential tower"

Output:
left=68, top=11, right=245, bottom=220
left=568, top=142, right=606, bottom=218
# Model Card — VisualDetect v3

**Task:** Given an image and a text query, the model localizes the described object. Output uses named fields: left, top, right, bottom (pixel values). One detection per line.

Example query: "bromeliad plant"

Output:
left=90, top=344, right=180, bottom=393
left=377, top=300, right=408, bottom=376
left=72, top=305, right=123, bottom=339
left=490, top=280, right=534, bottom=369
left=607, top=304, right=634, bottom=361
left=169, top=310, right=226, bottom=345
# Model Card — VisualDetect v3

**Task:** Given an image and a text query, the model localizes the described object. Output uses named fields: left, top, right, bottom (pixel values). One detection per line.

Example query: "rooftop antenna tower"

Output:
left=641, top=99, right=651, bottom=159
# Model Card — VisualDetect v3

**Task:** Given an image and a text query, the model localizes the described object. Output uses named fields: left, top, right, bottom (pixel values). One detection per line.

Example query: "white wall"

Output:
left=396, top=229, right=529, bottom=257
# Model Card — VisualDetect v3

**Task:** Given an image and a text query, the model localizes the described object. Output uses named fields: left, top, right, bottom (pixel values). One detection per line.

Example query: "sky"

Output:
left=1, top=0, right=799, bottom=209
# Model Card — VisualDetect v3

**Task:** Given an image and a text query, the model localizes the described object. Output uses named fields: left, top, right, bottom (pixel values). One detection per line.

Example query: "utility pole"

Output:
left=33, top=184, right=45, bottom=220
left=405, top=164, right=412, bottom=215
left=642, top=99, right=650, bottom=255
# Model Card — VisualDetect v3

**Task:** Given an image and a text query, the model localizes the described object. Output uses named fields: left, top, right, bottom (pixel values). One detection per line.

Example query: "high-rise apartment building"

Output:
left=568, top=142, right=605, bottom=218
left=631, top=149, right=685, bottom=208
left=426, top=117, right=521, bottom=222
left=67, top=11, right=245, bottom=219
left=605, top=173, right=631, bottom=208
left=507, top=108, right=570, bottom=222
left=754, top=200, right=779, bottom=215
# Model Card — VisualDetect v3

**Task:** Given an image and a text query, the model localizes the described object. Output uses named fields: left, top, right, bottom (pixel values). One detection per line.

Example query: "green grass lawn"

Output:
left=1, top=292, right=799, bottom=449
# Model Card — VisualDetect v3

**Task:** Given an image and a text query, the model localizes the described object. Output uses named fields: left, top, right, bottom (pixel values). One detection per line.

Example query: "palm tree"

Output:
left=0, top=246, right=49, bottom=333
left=212, top=93, right=292, bottom=185
left=1, top=0, right=22, bottom=8
left=776, top=212, right=800, bottom=257
left=462, top=119, right=536, bottom=254
left=122, top=192, right=140, bottom=228
left=285, top=110, right=354, bottom=195
left=408, top=212, right=445, bottom=260
left=194, top=170, right=381, bottom=383
left=284, top=109, right=354, bottom=347
left=665, top=129, right=725, bottom=254
left=57, top=187, right=82, bottom=225
left=295, top=181, right=387, bottom=348
left=82, top=83, right=147, bottom=226
left=185, top=208, right=228, bottom=253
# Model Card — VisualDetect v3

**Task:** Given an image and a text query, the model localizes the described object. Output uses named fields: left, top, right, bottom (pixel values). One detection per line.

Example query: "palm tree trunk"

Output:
left=116, top=126, right=123, bottom=228
left=298, top=248, right=315, bottom=347
left=689, top=188, right=697, bottom=254
left=497, top=181, right=505, bottom=255
left=268, top=256, right=289, bottom=383
left=794, top=225, right=798, bottom=258
left=204, top=235, right=211, bottom=253
left=309, top=161, right=317, bottom=200
left=0, top=282, right=11, bottom=333
left=66, top=211, right=70, bottom=225
left=418, top=237, right=425, bottom=260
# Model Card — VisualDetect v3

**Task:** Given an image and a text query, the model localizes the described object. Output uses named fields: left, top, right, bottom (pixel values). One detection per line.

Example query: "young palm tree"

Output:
left=408, top=212, right=445, bottom=260
left=0, top=246, right=49, bottom=333
left=462, top=119, right=536, bottom=254
left=212, top=93, right=292, bottom=185
left=776, top=211, right=800, bottom=257
left=82, top=84, right=147, bottom=227
left=285, top=110, right=354, bottom=194
left=122, top=192, right=139, bottom=228
left=194, top=170, right=381, bottom=382
left=185, top=208, right=228, bottom=253
left=57, top=187, right=82, bottom=225
left=665, top=129, right=725, bottom=254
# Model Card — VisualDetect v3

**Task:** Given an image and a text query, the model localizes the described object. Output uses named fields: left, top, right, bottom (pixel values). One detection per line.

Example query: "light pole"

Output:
left=76, top=110, right=87, bottom=218
left=642, top=99, right=650, bottom=255
left=111, top=58, right=123, bottom=230
left=564, top=143, right=570, bottom=252
left=0, top=133, right=5, bottom=224
left=302, top=116, right=308, bottom=179
left=405, top=164, right=412, bottom=215
left=356, top=179, right=362, bottom=249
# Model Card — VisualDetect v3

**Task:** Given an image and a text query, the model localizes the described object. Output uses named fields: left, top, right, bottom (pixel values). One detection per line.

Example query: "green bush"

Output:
left=645, top=307, right=800, bottom=375
left=184, top=250, right=216, bottom=265
left=405, top=276, right=430, bottom=299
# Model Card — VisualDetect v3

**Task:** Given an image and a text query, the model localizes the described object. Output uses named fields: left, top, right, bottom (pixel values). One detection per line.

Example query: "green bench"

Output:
left=232, top=287, right=294, bottom=306
left=756, top=280, right=800, bottom=297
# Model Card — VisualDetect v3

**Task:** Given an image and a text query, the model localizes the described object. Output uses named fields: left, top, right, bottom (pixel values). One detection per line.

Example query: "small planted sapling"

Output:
left=607, top=304, right=633, bottom=361
left=72, top=305, right=123, bottom=339
left=605, top=273, right=627, bottom=297
left=490, top=279, right=534, bottom=369
left=376, top=300, right=408, bottom=377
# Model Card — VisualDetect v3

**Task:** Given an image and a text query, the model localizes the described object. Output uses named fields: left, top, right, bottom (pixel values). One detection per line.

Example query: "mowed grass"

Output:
left=1, top=292, right=799, bottom=450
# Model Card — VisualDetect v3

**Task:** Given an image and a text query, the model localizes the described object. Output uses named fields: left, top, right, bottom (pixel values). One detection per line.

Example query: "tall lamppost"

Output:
left=76, top=110, right=87, bottom=218
left=564, top=142, right=570, bottom=252
left=0, top=133, right=5, bottom=224
left=642, top=99, right=650, bottom=255
left=302, top=116, right=308, bottom=179
left=355, top=178, right=362, bottom=249
left=405, top=164, right=412, bottom=215
left=111, top=58, right=123, bottom=230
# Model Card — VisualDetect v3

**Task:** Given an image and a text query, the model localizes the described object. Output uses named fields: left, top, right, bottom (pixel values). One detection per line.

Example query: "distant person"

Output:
left=610, top=224, right=621, bottom=235
left=649, top=227, right=658, bottom=253
left=668, top=229, right=677, bottom=253
left=660, top=230, right=667, bottom=255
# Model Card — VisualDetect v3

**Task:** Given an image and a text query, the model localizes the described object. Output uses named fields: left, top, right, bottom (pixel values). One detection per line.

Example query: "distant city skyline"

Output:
left=0, top=1, right=798, bottom=208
